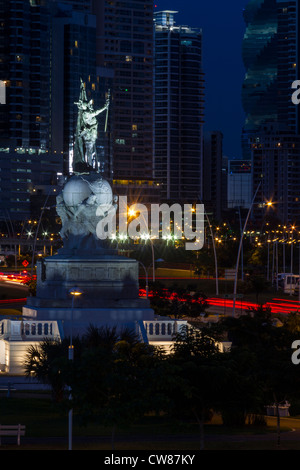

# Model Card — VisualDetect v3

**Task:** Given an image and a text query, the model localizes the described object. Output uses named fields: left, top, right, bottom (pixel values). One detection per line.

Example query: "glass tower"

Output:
left=241, top=0, right=278, bottom=157
left=242, top=0, right=300, bottom=224
left=50, top=2, right=101, bottom=175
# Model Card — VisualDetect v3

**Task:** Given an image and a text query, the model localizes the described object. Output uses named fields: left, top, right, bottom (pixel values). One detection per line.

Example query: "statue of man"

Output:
left=74, top=80, right=110, bottom=173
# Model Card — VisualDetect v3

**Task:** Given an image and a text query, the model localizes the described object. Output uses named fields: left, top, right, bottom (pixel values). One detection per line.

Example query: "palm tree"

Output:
left=24, top=337, right=70, bottom=401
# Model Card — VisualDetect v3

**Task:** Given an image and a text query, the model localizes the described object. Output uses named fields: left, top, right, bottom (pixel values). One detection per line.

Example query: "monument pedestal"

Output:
left=22, top=170, right=156, bottom=339
left=23, top=252, right=154, bottom=338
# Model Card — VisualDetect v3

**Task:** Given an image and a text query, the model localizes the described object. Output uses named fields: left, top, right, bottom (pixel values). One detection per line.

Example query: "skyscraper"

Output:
left=0, top=0, right=110, bottom=221
left=203, top=131, right=225, bottom=220
left=0, top=0, right=62, bottom=221
left=251, top=123, right=300, bottom=224
left=154, top=10, right=204, bottom=203
left=242, top=0, right=300, bottom=225
left=0, top=0, right=51, bottom=151
left=50, top=2, right=102, bottom=175
left=277, top=0, right=299, bottom=133
left=91, top=0, right=154, bottom=182
left=241, top=0, right=278, bottom=158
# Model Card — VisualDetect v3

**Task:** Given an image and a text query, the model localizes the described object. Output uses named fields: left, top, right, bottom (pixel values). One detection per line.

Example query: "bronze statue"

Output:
left=73, top=79, right=110, bottom=173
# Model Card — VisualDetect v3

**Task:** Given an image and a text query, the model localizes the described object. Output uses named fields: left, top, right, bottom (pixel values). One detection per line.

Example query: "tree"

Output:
left=283, top=311, right=300, bottom=334
left=150, top=286, right=208, bottom=320
left=69, top=327, right=168, bottom=448
left=168, top=325, right=224, bottom=450
left=247, top=275, right=270, bottom=304
left=24, top=324, right=170, bottom=449
left=24, top=275, right=37, bottom=296
left=221, top=306, right=300, bottom=445
left=24, top=337, right=72, bottom=402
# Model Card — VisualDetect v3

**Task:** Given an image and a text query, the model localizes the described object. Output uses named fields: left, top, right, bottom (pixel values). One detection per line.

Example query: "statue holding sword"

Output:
left=73, top=79, right=110, bottom=173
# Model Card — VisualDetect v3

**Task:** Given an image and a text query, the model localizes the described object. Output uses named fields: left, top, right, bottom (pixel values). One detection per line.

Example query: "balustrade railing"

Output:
left=0, top=319, right=61, bottom=341
left=143, top=320, right=185, bottom=339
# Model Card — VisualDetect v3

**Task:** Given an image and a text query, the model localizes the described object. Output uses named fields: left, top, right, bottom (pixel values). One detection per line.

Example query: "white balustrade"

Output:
left=143, top=320, right=185, bottom=340
left=0, top=319, right=61, bottom=341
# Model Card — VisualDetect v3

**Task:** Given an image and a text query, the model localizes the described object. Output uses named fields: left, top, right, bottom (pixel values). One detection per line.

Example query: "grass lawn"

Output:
left=0, top=394, right=299, bottom=450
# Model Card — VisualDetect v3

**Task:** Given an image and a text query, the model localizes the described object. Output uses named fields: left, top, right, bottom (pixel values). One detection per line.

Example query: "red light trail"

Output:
left=139, top=289, right=300, bottom=315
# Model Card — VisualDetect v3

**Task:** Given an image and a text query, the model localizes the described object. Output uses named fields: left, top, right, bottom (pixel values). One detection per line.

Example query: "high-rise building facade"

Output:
left=227, top=160, right=252, bottom=210
left=242, top=0, right=300, bottom=225
left=251, top=123, right=300, bottom=224
left=242, top=0, right=299, bottom=144
left=154, top=10, right=204, bottom=203
left=58, top=0, right=91, bottom=11
left=0, top=0, right=62, bottom=221
left=0, top=0, right=112, bottom=220
left=50, top=2, right=103, bottom=175
left=0, top=0, right=52, bottom=151
left=277, top=1, right=299, bottom=133
left=91, top=0, right=154, bottom=182
left=203, top=131, right=225, bottom=220
left=241, top=0, right=278, bottom=158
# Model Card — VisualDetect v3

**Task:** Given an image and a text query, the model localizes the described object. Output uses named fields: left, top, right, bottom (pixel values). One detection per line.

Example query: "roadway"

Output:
left=0, top=270, right=300, bottom=319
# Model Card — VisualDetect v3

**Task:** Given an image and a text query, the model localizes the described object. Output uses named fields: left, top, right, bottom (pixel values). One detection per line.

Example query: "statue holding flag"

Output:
left=73, top=79, right=110, bottom=173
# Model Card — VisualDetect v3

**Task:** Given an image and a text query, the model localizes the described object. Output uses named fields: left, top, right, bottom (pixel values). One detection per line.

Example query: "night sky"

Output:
left=155, top=0, right=250, bottom=159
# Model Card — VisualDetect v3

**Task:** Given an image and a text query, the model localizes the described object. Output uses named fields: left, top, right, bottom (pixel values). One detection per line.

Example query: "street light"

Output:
left=232, top=182, right=261, bottom=317
left=30, top=187, right=57, bottom=277
left=140, top=232, right=156, bottom=282
left=198, top=196, right=219, bottom=296
left=68, top=287, right=83, bottom=451
left=139, top=261, right=148, bottom=299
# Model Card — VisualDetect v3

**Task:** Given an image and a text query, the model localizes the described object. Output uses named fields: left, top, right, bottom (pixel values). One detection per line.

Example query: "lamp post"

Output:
left=142, top=234, right=155, bottom=282
left=150, top=239, right=155, bottom=282
left=298, top=241, right=300, bottom=305
left=237, top=207, right=244, bottom=282
left=198, top=199, right=219, bottom=296
left=140, top=233, right=157, bottom=282
left=68, top=287, right=83, bottom=451
left=232, top=182, right=261, bottom=317
left=267, top=238, right=271, bottom=281
left=283, top=234, right=286, bottom=274
left=139, top=261, right=148, bottom=299
left=30, top=187, right=56, bottom=277
left=290, top=225, right=295, bottom=274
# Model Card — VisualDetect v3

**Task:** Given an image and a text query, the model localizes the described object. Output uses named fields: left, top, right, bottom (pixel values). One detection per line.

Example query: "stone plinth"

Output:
left=33, top=253, right=140, bottom=304
left=23, top=253, right=154, bottom=337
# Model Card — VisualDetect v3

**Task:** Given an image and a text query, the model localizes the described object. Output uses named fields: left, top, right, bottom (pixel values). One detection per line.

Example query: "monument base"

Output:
left=23, top=252, right=154, bottom=338
left=22, top=303, right=154, bottom=339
